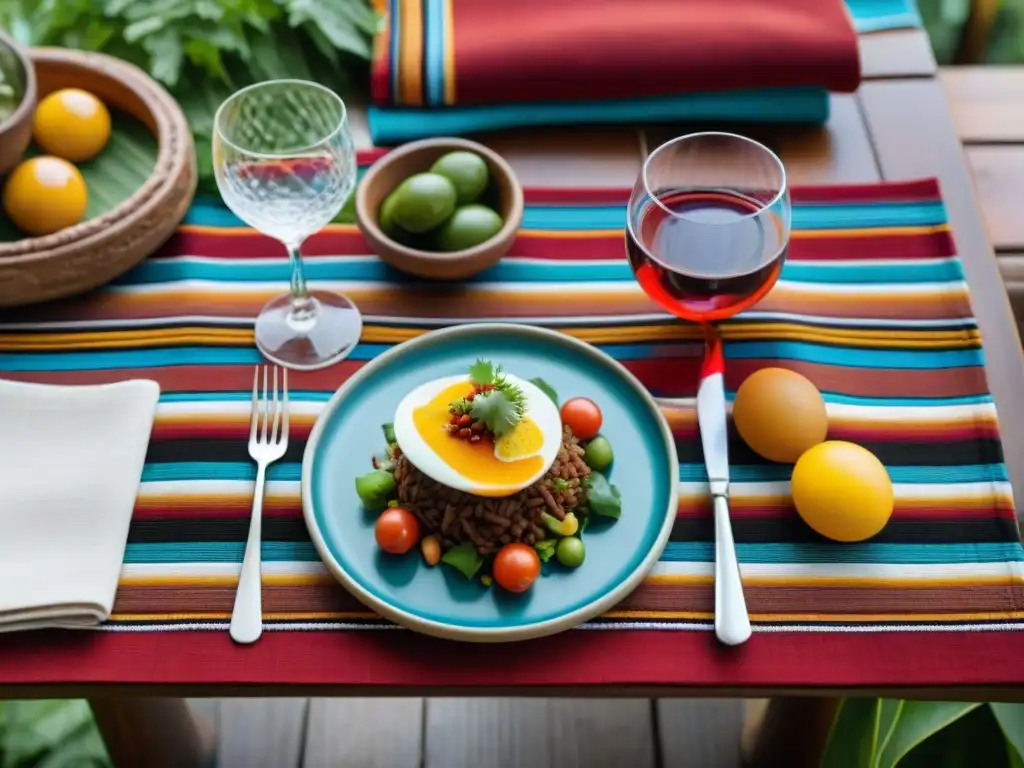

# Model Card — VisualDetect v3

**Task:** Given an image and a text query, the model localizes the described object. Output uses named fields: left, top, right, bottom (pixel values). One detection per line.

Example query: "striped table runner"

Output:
left=0, top=168, right=1021, bottom=688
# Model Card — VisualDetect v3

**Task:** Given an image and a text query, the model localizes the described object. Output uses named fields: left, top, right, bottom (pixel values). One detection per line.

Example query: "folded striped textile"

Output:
left=0, top=167, right=1020, bottom=689
left=366, top=0, right=918, bottom=142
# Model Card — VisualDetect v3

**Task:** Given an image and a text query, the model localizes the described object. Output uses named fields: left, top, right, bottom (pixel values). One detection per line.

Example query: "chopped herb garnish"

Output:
left=553, top=477, right=569, bottom=492
left=449, top=359, right=526, bottom=438
left=441, top=542, right=484, bottom=580
left=586, top=472, right=622, bottom=519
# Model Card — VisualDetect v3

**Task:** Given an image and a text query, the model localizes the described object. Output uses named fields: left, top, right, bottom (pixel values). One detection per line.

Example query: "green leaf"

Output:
left=992, top=703, right=1024, bottom=762
left=876, top=699, right=906, bottom=760
left=821, top=698, right=881, bottom=768
left=441, top=542, right=484, bottom=580
left=529, top=377, right=559, bottom=405
left=898, top=704, right=1010, bottom=768
left=585, top=472, right=622, bottom=519
left=534, top=539, right=557, bottom=563
left=878, top=701, right=981, bottom=768
left=381, top=422, right=396, bottom=445
left=470, top=390, right=523, bottom=438
left=468, top=359, right=495, bottom=387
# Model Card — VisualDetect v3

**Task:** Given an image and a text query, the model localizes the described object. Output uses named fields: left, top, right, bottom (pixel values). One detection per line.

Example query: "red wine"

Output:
left=626, top=189, right=788, bottom=322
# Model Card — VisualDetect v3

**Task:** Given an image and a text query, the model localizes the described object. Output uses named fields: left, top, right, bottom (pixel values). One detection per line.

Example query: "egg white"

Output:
left=392, top=372, right=562, bottom=497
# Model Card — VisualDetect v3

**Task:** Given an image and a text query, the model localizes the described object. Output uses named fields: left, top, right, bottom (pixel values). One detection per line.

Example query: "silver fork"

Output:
left=231, top=365, right=289, bottom=644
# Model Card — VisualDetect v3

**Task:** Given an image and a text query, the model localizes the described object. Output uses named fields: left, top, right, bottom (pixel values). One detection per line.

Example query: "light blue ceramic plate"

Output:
left=301, top=323, right=679, bottom=642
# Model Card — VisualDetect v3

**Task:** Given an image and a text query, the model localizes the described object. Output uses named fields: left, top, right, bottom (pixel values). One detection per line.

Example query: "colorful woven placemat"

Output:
left=0, top=164, right=1021, bottom=689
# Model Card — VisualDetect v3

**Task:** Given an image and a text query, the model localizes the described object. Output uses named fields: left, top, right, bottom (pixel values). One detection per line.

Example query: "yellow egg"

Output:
left=2, top=157, right=88, bottom=236
left=732, top=367, right=828, bottom=463
left=791, top=441, right=894, bottom=542
left=33, top=89, right=112, bottom=162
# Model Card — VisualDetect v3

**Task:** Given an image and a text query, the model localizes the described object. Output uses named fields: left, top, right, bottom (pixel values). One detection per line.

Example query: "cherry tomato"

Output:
left=560, top=397, right=603, bottom=440
left=492, top=543, right=541, bottom=593
left=374, top=507, right=421, bottom=554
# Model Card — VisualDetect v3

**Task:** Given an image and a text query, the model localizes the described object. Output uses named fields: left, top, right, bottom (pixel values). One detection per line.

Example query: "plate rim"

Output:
left=301, top=322, right=681, bottom=643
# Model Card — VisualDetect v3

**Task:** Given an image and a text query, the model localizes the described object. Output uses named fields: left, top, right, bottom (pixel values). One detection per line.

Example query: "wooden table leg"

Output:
left=89, top=698, right=215, bottom=768
left=741, top=697, right=840, bottom=768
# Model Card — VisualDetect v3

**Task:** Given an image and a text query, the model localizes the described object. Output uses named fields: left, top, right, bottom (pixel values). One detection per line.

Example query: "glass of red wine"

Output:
left=626, top=132, right=791, bottom=321
left=626, top=133, right=790, bottom=647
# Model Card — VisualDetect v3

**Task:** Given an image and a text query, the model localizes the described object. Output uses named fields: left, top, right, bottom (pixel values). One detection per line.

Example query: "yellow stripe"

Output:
left=0, top=324, right=982, bottom=351
left=602, top=610, right=1024, bottom=622
left=442, top=0, right=456, bottom=104
left=397, top=0, right=423, bottom=106
left=175, top=223, right=952, bottom=240
left=642, top=574, right=1024, bottom=588
left=118, top=573, right=1024, bottom=590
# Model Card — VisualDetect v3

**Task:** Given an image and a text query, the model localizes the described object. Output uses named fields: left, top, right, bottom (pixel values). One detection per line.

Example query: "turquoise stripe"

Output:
left=661, top=541, right=1024, bottom=565
left=157, top=389, right=994, bottom=408
left=183, top=200, right=948, bottom=232
left=846, top=0, right=922, bottom=32
left=121, top=540, right=1021, bottom=566
left=115, top=255, right=966, bottom=287
left=139, top=462, right=1008, bottom=485
left=423, top=0, right=445, bottom=106
left=724, top=342, right=983, bottom=369
left=0, top=341, right=984, bottom=371
left=369, top=88, right=830, bottom=145
left=124, top=541, right=318, bottom=564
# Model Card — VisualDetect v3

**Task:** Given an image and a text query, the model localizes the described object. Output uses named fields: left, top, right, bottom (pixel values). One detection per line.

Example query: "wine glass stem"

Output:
left=286, top=243, right=315, bottom=322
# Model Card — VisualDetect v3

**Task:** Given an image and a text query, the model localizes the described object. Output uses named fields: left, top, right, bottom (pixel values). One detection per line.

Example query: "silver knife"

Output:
left=696, top=328, right=752, bottom=646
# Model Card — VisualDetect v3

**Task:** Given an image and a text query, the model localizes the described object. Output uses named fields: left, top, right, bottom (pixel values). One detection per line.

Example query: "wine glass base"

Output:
left=254, top=291, right=363, bottom=371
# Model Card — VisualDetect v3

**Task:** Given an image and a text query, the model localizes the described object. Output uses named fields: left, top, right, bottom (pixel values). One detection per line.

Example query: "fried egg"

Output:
left=392, top=373, right=562, bottom=497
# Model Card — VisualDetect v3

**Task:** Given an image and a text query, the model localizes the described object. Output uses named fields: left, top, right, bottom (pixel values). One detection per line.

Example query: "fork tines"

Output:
left=250, top=364, right=289, bottom=446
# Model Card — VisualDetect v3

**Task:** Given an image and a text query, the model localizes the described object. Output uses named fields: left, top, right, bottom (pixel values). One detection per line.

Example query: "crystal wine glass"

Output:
left=213, top=79, right=361, bottom=370
left=626, top=133, right=791, bottom=646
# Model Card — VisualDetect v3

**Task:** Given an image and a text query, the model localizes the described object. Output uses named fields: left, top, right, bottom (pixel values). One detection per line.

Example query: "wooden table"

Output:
left=19, top=27, right=1024, bottom=768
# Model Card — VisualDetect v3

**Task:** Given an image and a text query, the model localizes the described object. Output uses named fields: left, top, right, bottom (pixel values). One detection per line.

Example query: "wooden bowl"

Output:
left=355, top=137, right=524, bottom=280
left=0, top=47, right=196, bottom=308
left=0, top=31, right=37, bottom=176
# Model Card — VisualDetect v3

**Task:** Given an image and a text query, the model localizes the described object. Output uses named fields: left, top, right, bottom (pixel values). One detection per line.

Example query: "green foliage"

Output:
left=0, top=0, right=379, bottom=194
left=824, top=699, right=1024, bottom=768
left=0, top=700, right=110, bottom=767
left=919, top=0, right=1024, bottom=64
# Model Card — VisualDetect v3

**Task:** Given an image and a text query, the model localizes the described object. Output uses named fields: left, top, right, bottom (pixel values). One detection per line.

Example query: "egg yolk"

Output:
left=413, top=381, right=545, bottom=496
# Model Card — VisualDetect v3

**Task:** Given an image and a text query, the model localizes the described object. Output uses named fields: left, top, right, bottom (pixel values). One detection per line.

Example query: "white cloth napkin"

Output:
left=0, top=378, right=160, bottom=632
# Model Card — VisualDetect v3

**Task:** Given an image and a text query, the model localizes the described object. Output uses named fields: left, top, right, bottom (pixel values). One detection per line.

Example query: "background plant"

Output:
left=824, top=698, right=1024, bottom=768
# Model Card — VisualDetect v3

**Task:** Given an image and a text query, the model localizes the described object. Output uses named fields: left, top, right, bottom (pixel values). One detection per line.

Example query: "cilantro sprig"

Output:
left=450, top=359, right=526, bottom=437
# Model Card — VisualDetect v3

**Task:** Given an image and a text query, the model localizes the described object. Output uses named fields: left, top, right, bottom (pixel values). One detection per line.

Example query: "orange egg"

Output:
left=732, top=367, right=827, bottom=463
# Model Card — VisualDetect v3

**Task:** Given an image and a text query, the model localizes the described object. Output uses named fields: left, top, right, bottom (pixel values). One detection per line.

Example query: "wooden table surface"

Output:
left=11, top=25, right=1024, bottom=768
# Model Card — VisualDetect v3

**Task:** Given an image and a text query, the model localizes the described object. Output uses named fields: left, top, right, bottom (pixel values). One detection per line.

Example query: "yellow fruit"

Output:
left=33, top=89, right=111, bottom=162
left=2, top=157, right=88, bottom=236
left=732, top=367, right=828, bottom=463
left=791, top=441, right=894, bottom=543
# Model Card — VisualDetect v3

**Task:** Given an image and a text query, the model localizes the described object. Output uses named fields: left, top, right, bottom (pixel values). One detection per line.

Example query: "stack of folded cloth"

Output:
left=367, top=0, right=882, bottom=144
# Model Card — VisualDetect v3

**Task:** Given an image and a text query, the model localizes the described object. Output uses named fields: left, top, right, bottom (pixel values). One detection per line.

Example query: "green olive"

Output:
left=584, top=435, right=614, bottom=470
left=556, top=537, right=586, bottom=568
left=355, top=469, right=396, bottom=509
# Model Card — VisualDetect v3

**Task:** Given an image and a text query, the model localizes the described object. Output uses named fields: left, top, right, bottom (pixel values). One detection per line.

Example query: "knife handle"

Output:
left=714, top=493, right=752, bottom=646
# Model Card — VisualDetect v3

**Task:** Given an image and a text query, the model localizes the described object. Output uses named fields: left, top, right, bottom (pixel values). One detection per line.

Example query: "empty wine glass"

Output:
left=213, top=79, right=361, bottom=370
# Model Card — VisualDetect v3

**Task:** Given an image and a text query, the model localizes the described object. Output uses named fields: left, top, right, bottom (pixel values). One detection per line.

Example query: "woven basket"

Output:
left=0, top=47, right=196, bottom=308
